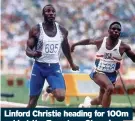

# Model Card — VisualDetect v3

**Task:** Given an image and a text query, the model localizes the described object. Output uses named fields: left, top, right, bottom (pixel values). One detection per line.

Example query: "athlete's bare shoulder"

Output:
left=27, top=24, right=40, bottom=49
left=119, top=41, right=132, bottom=55
left=120, top=41, right=135, bottom=62
left=29, top=24, right=40, bottom=38
left=120, top=41, right=131, bottom=51
left=94, top=39, right=103, bottom=44
left=58, top=24, right=68, bottom=38
left=94, top=38, right=104, bottom=49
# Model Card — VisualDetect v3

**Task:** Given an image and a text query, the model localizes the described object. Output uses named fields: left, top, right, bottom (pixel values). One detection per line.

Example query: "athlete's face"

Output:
left=43, top=5, right=56, bottom=22
left=108, top=24, right=121, bottom=39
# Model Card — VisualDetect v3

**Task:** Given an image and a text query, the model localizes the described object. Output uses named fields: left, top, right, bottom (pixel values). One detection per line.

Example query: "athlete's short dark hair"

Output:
left=42, top=4, right=54, bottom=15
left=109, top=21, right=121, bottom=29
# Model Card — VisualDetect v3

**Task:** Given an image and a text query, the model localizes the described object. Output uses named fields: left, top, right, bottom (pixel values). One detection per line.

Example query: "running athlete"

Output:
left=26, top=4, right=79, bottom=108
left=71, top=22, right=135, bottom=108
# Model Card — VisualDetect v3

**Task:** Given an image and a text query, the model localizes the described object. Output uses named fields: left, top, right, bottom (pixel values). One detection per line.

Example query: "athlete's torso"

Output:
left=35, top=22, right=63, bottom=63
left=95, top=37, right=122, bottom=73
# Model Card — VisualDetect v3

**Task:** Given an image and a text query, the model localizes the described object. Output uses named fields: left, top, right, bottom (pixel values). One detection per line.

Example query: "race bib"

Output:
left=44, top=43, right=60, bottom=54
left=97, top=60, right=116, bottom=73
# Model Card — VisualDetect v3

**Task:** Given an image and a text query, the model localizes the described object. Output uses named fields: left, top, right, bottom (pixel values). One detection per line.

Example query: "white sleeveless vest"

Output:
left=95, top=37, right=122, bottom=73
left=35, top=22, right=63, bottom=63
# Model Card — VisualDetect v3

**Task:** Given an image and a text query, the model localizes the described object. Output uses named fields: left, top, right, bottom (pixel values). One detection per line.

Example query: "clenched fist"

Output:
left=70, top=63, right=79, bottom=71
left=33, top=51, right=42, bottom=58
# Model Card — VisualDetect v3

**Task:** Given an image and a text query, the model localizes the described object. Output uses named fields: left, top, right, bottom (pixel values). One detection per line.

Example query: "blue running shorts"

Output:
left=90, top=69, right=117, bottom=84
left=29, top=61, right=66, bottom=96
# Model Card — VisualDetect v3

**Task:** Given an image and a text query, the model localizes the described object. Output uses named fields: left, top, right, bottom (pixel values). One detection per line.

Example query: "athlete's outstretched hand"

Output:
left=71, top=44, right=75, bottom=52
left=70, top=63, right=79, bottom=71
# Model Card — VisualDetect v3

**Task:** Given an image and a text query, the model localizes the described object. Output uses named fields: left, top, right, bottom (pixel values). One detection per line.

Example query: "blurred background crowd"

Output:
left=1, top=0, right=135, bottom=75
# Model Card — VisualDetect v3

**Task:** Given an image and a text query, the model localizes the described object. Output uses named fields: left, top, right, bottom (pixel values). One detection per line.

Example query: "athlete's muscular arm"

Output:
left=26, top=25, right=42, bottom=58
left=124, top=43, right=135, bottom=62
left=60, top=26, right=79, bottom=71
left=71, top=39, right=102, bottom=52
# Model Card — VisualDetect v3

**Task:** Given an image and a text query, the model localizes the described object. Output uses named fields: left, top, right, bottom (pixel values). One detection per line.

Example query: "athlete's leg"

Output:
left=47, top=65, right=66, bottom=102
left=46, top=86, right=53, bottom=93
left=42, top=82, right=50, bottom=102
left=27, top=63, right=45, bottom=108
left=47, top=73, right=66, bottom=102
left=91, top=87, right=105, bottom=105
left=92, top=72, right=114, bottom=108
left=27, top=95, right=40, bottom=108
left=52, top=89, right=65, bottom=102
